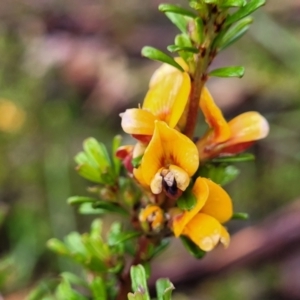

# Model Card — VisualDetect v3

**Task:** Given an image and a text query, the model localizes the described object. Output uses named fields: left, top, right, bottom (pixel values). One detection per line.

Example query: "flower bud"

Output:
left=139, top=205, right=165, bottom=233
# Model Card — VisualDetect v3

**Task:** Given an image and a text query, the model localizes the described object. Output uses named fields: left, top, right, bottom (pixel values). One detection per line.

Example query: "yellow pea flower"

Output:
left=171, top=177, right=233, bottom=252
left=0, top=99, right=26, bottom=133
left=134, top=121, right=199, bottom=197
left=121, top=62, right=191, bottom=142
left=139, top=205, right=165, bottom=232
left=197, top=88, right=269, bottom=159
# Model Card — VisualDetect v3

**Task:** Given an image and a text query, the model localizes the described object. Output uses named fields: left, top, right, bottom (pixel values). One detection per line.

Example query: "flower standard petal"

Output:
left=149, top=58, right=189, bottom=87
left=182, top=213, right=222, bottom=252
left=121, top=108, right=156, bottom=135
left=133, top=166, right=149, bottom=189
left=141, top=121, right=199, bottom=187
left=199, top=87, right=231, bottom=144
left=172, top=177, right=209, bottom=237
left=200, top=178, right=233, bottom=224
left=225, top=111, right=269, bottom=145
left=143, top=72, right=191, bottom=128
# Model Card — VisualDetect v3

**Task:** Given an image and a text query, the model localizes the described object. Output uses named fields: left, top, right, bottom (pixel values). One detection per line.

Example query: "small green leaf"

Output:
left=204, top=0, right=218, bottom=3
left=159, top=4, right=197, bottom=18
left=112, top=135, right=122, bottom=176
left=64, top=232, right=87, bottom=256
left=93, top=200, right=128, bottom=216
left=149, top=239, right=170, bottom=259
left=130, top=265, right=150, bottom=300
left=180, top=236, right=206, bottom=259
left=231, top=212, right=249, bottom=220
left=177, top=188, right=197, bottom=210
left=79, top=203, right=106, bottom=215
left=67, top=196, right=97, bottom=205
left=209, top=66, right=245, bottom=78
left=83, top=234, right=110, bottom=261
left=85, top=256, right=109, bottom=273
left=90, top=277, right=107, bottom=300
left=108, top=259, right=124, bottom=274
left=194, top=17, right=204, bottom=44
left=74, top=152, right=89, bottom=165
left=110, top=222, right=122, bottom=235
left=167, top=45, right=198, bottom=53
left=83, top=138, right=111, bottom=172
left=221, top=165, right=240, bottom=186
left=108, top=230, right=141, bottom=246
left=26, top=279, right=57, bottom=300
left=197, top=164, right=240, bottom=186
left=142, top=262, right=151, bottom=280
left=174, top=33, right=194, bottom=64
left=156, top=278, right=175, bottom=300
left=47, top=238, right=70, bottom=255
left=165, top=12, right=190, bottom=34
left=141, top=46, right=184, bottom=71
left=55, top=278, right=88, bottom=300
left=225, top=0, right=266, bottom=26
left=132, top=155, right=143, bottom=168
left=128, top=292, right=145, bottom=300
left=90, top=219, right=103, bottom=239
left=218, top=17, right=253, bottom=50
left=61, top=272, right=89, bottom=288
left=76, top=138, right=116, bottom=185
left=220, top=0, right=247, bottom=8
left=175, top=33, right=192, bottom=48
left=211, top=153, right=255, bottom=163
left=188, top=0, right=204, bottom=11
left=76, top=163, right=103, bottom=183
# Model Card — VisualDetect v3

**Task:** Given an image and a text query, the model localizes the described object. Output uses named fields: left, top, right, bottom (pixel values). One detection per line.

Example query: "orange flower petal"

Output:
left=220, top=226, right=230, bottom=248
left=200, top=178, right=233, bottom=223
left=133, top=167, right=149, bottom=188
left=172, top=177, right=209, bottom=237
left=143, top=71, right=191, bottom=128
left=225, top=111, right=269, bottom=146
left=149, top=58, right=189, bottom=87
left=147, top=58, right=190, bottom=131
left=199, top=87, right=231, bottom=143
left=141, top=121, right=199, bottom=186
left=139, top=205, right=164, bottom=232
left=182, top=213, right=222, bottom=252
left=121, top=108, right=156, bottom=135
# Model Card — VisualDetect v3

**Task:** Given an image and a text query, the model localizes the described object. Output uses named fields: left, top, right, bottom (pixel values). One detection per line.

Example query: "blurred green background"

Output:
left=0, top=0, right=300, bottom=299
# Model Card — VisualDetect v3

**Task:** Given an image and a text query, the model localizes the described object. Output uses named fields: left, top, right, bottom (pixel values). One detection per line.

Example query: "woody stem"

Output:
left=184, top=6, right=223, bottom=139
left=116, top=236, right=151, bottom=300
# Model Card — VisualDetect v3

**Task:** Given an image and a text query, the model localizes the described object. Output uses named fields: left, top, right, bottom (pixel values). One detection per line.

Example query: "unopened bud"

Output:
left=99, top=187, right=116, bottom=201
left=139, top=205, right=165, bottom=233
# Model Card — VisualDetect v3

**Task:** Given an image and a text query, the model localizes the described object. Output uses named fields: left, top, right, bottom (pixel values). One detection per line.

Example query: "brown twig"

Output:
left=116, top=236, right=151, bottom=300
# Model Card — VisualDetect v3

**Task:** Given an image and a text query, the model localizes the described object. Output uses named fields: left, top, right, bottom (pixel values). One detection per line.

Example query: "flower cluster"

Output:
left=117, top=60, right=269, bottom=252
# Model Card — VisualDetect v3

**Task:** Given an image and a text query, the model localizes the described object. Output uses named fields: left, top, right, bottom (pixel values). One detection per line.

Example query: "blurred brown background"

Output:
left=0, top=0, right=300, bottom=299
